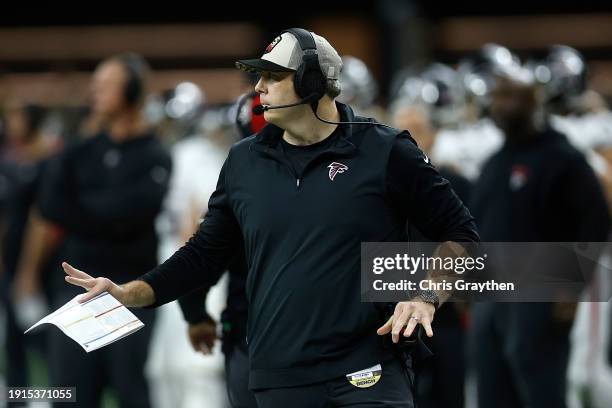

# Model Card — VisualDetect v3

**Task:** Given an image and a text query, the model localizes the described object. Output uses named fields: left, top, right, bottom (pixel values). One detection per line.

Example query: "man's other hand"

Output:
left=376, top=300, right=435, bottom=342
left=187, top=320, right=218, bottom=355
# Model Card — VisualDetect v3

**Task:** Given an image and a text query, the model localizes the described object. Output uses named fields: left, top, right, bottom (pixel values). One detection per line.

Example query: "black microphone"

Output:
left=252, top=104, right=266, bottom=116
left=252, top=95, right=315, bottom=115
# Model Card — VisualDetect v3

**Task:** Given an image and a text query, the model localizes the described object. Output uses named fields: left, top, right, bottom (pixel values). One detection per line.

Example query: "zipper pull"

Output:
left=296, top=178, right=301, bottom=188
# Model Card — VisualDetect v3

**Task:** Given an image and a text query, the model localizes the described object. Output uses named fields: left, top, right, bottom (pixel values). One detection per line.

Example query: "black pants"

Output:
left=470, top=302, right=569, bottom=408
left=1, top=265, right=55, bottom=408
left=48, top=287, right=156, bottom=408
left=1, top=276, right=27, bottom=388
left=416, top=305, right=465, bottom=408
left=225, top=340, right=258, bottom=408
left=253, top=358, right=415, bottom=408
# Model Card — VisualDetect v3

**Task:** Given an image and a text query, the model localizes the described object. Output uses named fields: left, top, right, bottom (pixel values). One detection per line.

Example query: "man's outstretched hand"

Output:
left=63, top=262, right=126, bottom=304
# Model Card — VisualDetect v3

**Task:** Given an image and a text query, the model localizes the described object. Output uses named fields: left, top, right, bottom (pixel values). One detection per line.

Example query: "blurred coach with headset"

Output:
left=39, top=53, right=171, bottom=408
left=62, top=29, right=478, bottom=407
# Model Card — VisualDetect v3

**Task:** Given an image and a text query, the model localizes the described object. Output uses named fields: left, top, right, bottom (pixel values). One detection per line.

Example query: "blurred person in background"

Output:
left=531, top=45, right=612, bottom=212
left=0, top=104, right=59, bottom=395
left=469, top=61, right=610, bottom=408
left=145, top=84, right=232, bottom=408
left=390, top=98, right=471, bottom=408
left=175, top=90, right=268, bottom=408
left=426, top=44, right=520, bottom=181
left=337, top=55, right=387, bottom=122
left=531, top=45, right=612, bottom=408
left=390, top=89, right=470, bottom=408
left=390, top=63, right=473, bottom=202
left=567, top=239, right=612, bottom=408
left=36, top=53, right=171, bottom=408
left=144, top=82, right=205, bottom=147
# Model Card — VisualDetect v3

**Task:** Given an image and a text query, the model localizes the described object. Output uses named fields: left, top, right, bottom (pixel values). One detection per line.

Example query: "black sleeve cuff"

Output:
left=135, top=270, right=166, bottom=309
left=178, top=287, right=214, bottom=324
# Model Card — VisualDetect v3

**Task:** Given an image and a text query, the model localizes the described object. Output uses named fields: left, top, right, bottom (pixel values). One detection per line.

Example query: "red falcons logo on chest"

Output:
left=328, top=162, right=349, bottom=181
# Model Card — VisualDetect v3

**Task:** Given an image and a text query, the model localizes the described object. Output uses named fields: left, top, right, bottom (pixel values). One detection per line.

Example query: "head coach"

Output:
left=63, top=28, right=479, bottom=407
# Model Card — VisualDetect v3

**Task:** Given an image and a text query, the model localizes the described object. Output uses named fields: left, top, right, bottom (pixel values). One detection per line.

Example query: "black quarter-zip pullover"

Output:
left=140, top=102, right=478, bottom=389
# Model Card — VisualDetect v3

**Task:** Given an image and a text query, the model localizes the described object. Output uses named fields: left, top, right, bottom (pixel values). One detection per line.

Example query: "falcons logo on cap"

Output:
left=328, top=162, right=348, bottom=181
left=265, top=36, right=282, bottom=53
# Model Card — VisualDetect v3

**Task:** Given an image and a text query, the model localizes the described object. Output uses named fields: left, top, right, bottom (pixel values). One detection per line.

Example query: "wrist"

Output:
left=412, top=289, right=440, bottom=310
left=187, top=312, right=215, bottom=326
left=119, top=280, right=155, bottom=307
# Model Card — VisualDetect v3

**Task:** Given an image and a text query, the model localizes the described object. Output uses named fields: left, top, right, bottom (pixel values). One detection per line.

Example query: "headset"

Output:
left=286, top=28, right=327, bottom=107
left=253, top=28, right=396, bottom=130
left=115, top=53, right=148, bottom=107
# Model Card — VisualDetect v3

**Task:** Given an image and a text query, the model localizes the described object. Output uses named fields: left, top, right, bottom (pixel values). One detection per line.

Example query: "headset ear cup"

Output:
left=124, top=77, right=141, bottom=106
left=116, top=53, right=146, bottom=107
left=302, top=69, right=326, bottom=100
left=293, top=64, right=306, bottom=99
left=294, top=54, right=326, bottom=101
